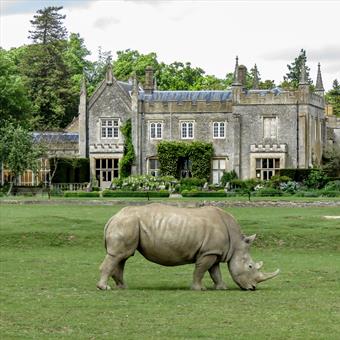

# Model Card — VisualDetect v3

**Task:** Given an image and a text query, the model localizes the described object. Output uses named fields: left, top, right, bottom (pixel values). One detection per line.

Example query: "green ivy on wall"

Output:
left=119, top=119, right=135, bottom=178
left=157, top=141, right=213, bottom=180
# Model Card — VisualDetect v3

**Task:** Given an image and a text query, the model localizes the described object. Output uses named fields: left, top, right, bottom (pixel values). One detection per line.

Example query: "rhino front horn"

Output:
left=256, top=269, right=280, bottom=283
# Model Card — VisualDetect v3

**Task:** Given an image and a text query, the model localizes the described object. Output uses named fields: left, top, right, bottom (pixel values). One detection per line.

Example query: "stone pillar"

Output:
left=78, top=77, right=87, bottom=158
left=131, top=76, right=140, bottom=175
left=144, top=66, right=154, bottom=94
left=231, top=114, right=241, bottom=178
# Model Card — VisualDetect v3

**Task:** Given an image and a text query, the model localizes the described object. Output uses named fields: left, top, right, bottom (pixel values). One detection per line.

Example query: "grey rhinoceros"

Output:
left=97, top=204, right=279, bottom=291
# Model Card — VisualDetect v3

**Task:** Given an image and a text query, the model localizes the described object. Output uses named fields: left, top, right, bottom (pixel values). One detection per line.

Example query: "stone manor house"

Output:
left=1, top=58, right=336, bottom=189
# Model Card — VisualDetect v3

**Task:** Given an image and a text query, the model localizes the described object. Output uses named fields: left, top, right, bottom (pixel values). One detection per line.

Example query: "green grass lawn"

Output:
left=0, top=204, right=339, bottom=339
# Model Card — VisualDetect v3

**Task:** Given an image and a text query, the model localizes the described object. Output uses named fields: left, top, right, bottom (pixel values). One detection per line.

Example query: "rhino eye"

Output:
left=248, top=264, right=253, bottom=269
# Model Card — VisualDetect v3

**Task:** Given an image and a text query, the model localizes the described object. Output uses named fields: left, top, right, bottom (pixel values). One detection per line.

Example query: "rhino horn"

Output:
left=255, top=261, right=263, bottom=270
left=256, top=269, right=280, bottom=283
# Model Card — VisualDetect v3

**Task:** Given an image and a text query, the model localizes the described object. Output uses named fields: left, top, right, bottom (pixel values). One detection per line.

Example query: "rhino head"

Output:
left=228, top=234, right=280, bottom=290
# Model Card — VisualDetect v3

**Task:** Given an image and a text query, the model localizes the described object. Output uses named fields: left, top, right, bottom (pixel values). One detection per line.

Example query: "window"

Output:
left=263, top=117, right=277, bottom=140
left=213, top=122, right=225, bottom=138
left=101, top=119, right=119, bottom=139
left=38, top=158, right=50, bottom=186
left=212, top=158, right=226, bottom=184
left=150, top=122, right=163, bottom=139
left=20, top=170, right=34, bottom=186
left=255, top=158, right=280, bottom=180
left=148, top=158, right=160, bottom=176
left=95, top=158, right=119, bottom=186
left=181, top=121, right=194, bottom=139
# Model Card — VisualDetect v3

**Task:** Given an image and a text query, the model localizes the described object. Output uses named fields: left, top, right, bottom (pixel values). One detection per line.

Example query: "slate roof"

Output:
left=32, top=132, right=79, bottom=143
left=139, top=90, right=233, bottom=102
left=117, top=81, right=133, bottom=94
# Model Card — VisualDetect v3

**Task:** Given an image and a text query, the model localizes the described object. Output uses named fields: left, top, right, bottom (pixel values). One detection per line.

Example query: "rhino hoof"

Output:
left=191, top=284, right=207, bottom=291
left=96, top=283, right=111, bottom=290
left=214, top=283, right=228, bottom=290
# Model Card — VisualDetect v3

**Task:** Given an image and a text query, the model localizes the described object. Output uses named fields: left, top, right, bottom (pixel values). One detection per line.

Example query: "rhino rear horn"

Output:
left=256, top=269, right=280, bottom=283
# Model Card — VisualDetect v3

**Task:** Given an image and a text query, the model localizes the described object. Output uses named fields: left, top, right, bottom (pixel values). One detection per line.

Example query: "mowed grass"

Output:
left=0, top=204, right=339, bottom=339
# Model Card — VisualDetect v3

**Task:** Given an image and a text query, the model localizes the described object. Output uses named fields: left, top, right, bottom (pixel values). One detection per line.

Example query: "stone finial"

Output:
left=315, top=62, right=324, bottom=95
left=253, top=64, right=259, bottom=89
left=132, top=72, right=138, bottom=95
left=105, top=64, right=113, bottom=85
left=299, top=60, right=308, bottom=85
left=232, top=56, right=241, bottom=86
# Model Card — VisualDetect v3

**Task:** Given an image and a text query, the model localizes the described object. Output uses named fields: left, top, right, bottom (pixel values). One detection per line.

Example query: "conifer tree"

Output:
left=282, top=49, right=312, bottom=89
left=28, top=6, right=67, bottom=44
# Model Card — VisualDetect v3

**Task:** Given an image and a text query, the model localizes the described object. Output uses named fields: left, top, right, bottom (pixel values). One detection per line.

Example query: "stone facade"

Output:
left=1, top=59, right=331, bottom=188
left=75, top=60, right=327, bottom=188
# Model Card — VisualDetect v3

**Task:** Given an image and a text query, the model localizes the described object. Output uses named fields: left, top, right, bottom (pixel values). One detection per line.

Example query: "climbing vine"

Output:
left=119, top=119, right=135, bottom=178
left=157, top=141, right=213, bottom=180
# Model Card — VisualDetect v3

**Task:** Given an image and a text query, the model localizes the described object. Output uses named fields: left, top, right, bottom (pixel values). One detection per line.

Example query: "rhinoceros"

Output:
left=97, top=204, right=279, bottom=291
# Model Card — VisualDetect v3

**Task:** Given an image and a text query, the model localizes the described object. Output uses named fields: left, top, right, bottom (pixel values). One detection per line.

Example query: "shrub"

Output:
left=324, top=180, right=340, bottom=191
left=255, top=188, right=282, bottom=197
left=294, top=191, right=320, bottom=197
left=268, top=175, right=291, bottom=189
left=181, top=189, right=226, bottom=197
left=220, top=170, right=238, bottom=186
left=320, top=190, right=340, bottom=197
left=279, top=169, right=311, bottom=182
left=180, top=177, right=206, bottom=187
left=304, top=169, right=329, bottom=189
left=64, top=191, right=100, bottom=198
left=280, top=181, right=300, bottom=194
left=102, top=190, right=170, bottom=198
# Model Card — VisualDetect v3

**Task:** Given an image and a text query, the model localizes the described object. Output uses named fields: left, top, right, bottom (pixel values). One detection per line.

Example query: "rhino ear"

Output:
left=244, top=234, right=256, bottom=245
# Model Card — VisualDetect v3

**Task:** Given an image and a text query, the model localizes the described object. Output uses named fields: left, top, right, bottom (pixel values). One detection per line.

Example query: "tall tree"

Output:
left=325, top=79, right=340, bottom=116
left=28, top=6, right=67, bottom=44
left=22, top=6, right=80, bottom=129
left=281, top=49, right=312, bottom=89
left=0, top=122, right=44, bottom=193
left=0, top=48, right=32, bottom=125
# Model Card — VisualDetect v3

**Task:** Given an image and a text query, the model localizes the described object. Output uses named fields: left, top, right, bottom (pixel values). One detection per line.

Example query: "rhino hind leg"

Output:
left=97, top=254, right=124, bottom=290
left=191, top=255, right=218, bottom=291
left=111, top=259, right=127, bottom=289
left=209, top=263, right=227, bottom=290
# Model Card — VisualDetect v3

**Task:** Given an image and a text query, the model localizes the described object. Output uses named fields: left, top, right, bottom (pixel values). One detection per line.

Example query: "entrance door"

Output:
left=179, top=157, right=192, bottom=178
left=95, top=158, right=119, bottom=188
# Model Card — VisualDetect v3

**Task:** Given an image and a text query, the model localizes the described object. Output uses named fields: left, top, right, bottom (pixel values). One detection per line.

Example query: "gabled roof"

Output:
left=139, top=90, right=232, bottom=102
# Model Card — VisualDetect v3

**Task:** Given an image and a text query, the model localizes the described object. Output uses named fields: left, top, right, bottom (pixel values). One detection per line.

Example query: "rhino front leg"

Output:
left=191, top=255, right=217, bottom=291
left=209, top=263, right=227, bottom=290
left=97, top=254, right=119, bottom=290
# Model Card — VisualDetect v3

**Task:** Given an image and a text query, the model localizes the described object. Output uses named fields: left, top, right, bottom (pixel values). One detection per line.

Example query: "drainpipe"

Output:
left=296, top=101, right=299, bottom=168
left=140, top=100, right=144, bottom=175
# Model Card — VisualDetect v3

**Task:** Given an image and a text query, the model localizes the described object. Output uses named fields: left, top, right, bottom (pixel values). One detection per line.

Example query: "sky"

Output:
left=1, top=0, right=339, bottom=90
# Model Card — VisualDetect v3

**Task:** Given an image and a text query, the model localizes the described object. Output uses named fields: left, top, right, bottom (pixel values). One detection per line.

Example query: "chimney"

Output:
left=238, top=65, right=247, bottom=88
left=144, top=66, right=154, bottom=94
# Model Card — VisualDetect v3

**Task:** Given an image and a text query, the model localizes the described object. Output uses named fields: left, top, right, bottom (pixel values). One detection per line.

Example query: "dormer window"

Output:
left=101, top=119, right=119, bottom=139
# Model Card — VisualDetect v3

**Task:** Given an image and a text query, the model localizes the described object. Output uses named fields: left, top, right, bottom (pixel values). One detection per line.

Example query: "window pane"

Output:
left=188, top=122, right=193, bottom=137
left=96, top=159, right=100, bottom=169
left=269, top=158, right=273, bottom=168
left=113, top=120, right=119, bottom=126
left=107, top=120, right=112, bottom=126
left=114, top=159, right=119, bottom=168
left=150, top=159, right=156, bottom=169
left=102, top=159, right=107, bottom=168
left=157, top=123, right=162, bottom=138
left=275, top=159, right=280, bottom=168
left=182, top=123, right=187, bottom=138
left=108, top=159, right=112, bottom=168
left=212, top=160, right=219, bottom=169
left=262, top=159, right=268, bottom=168
left=107, top=128, right=112, bottom=138
left=113, top=170, right=119, bottom=178
left=101, top=128, right=106, bottom=138
left=220, top=159, right=226, bottom=169
left=220, top=123, right=225, bottom=137
left=256, top=159, right=261, bottom=168
left=107, top=171, right=112, bottom=181
left=113, top=127, right=118, bottom=138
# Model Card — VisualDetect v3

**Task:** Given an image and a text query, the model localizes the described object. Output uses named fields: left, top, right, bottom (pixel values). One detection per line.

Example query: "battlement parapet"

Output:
left=250, top=143, right=287, bottom=153
left=143, top=100, right=233, bottom=113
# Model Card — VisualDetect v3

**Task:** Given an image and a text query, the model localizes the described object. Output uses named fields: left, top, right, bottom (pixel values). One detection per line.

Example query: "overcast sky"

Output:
left=1, top=0, right=339, bottom=90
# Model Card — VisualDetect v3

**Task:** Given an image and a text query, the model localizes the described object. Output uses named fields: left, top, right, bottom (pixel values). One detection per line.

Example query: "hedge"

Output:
left=181, top=190, right=226, bottom=197
left=279, top=169, right=312, bottom=182
left=64, top=191, right=100, bottom=198
left=102, top=190, right=170, bottom=198
left=255, top=188, right=283, bottom=197
left=50, top=158, right=90, bottom=183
